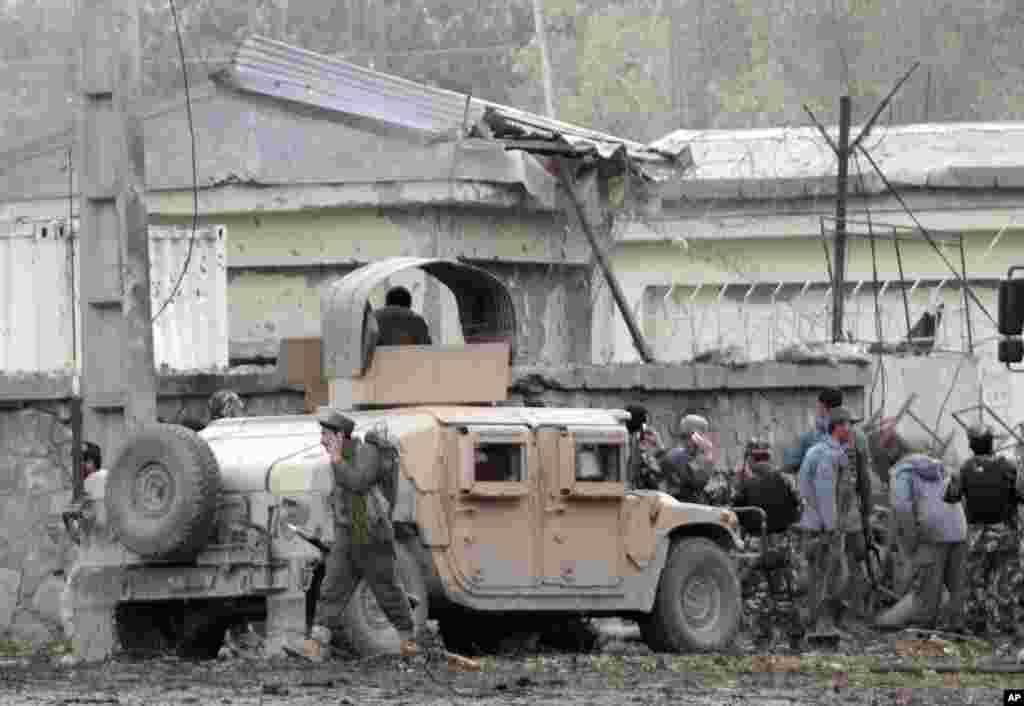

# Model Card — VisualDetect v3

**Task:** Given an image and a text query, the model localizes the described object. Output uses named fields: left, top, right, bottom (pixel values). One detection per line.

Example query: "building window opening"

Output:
left=575, top=443, right=622, bottom=482
left=474, top=443, right=524, bottom=482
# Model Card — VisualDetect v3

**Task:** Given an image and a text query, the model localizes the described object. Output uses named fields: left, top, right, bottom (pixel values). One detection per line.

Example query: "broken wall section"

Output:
left=867, top=354, right=982, bottom=466
left=0, top=371, right=306, bottom=647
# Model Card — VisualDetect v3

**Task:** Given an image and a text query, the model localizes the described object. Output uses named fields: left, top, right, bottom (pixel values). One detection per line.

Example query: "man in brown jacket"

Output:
left=312, top=410, right=419, bottom=657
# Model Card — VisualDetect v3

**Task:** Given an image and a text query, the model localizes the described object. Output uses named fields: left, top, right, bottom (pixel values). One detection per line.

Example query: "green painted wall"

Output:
left=611, top=229, right=1024, bottom=286
left=153, top=204, right=593, bottom=363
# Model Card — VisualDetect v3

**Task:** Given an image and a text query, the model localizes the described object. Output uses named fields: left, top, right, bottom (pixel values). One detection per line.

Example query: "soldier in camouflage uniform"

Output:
left=945, top=425, right=1024, bottom=637
left=659, top=415, right=716, bottom=503
left=208, top=389, right=246, bottom=421
left=733, top=456, right=803, bottom=642
left=798, top=407, right=866, bottom=638
left=312, top=410, right=419, bottom=658
left=627, top=406, right=663, bottom=491
left=630, top=414, right=716, bottom=503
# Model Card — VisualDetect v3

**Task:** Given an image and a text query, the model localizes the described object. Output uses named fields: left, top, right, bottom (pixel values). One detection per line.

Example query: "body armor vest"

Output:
left=736, top=472, right=801, bottom=534
left=961, top=456, right=1016, bottom=526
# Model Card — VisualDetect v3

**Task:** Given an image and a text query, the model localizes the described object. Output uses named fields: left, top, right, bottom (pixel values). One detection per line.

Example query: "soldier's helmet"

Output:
left=966, top=424, right=994, bottom=443
left=208, top=389, right=245, bottom=421
left=679, top=414, right=709, bottom=438
left=966, top=424, right=995, bottom=456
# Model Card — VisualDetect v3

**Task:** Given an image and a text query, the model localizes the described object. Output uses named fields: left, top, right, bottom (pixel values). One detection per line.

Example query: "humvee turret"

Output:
left=64, top=258, right=743, bottom=661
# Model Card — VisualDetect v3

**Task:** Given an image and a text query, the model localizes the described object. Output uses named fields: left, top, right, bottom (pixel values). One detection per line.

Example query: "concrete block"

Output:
left=23, top=457, right=62, bottom=495
left=0, top=454, right=18, bottom=493
left=31, top=575, right=67, bottom=627
left=19, top=545, right=63, bottom=602
left=5, top=608, right=55, bottom=646
left=0, top=568, right=21, bottom=632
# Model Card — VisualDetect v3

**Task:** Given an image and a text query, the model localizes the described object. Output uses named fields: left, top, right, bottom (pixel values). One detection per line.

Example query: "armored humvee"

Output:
left=63, top=257, right=744, bottom=661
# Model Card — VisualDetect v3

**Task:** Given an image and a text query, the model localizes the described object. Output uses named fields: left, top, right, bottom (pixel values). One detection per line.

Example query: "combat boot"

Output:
left=399, top=639, right=420, bottom=658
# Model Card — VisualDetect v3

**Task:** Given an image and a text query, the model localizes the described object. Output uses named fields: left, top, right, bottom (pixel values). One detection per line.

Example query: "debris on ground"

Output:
left=895, top=638, right=952, bottom=658
left=775, top=342, right=873, bottom=366
left=692, top=346, right=749, bottom=367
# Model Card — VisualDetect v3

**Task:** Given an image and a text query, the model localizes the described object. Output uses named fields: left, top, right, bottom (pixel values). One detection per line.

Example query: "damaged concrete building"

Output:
left=1, top=36, right=690, bottom=369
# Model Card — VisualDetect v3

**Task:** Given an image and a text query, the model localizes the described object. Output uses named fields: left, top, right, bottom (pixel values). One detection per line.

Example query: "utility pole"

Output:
left=803, top=63, right=920, bottom=345
left=76, top=0, right=157, bottom=451
left=531, top=0, right=557, bottom=119
left=832, top=95, right=851, bottom=343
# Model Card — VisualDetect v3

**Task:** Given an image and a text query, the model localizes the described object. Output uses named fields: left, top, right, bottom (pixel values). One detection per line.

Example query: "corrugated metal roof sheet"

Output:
left=216, top=36, right=690, bottom=179
left=0, top=220, right=228, bottom=373
left=651, top=123, right=1024, bottom=199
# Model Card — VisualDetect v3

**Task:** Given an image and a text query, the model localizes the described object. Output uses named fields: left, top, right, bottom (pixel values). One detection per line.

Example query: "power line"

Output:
left=150, top=0, right=199, bottom=324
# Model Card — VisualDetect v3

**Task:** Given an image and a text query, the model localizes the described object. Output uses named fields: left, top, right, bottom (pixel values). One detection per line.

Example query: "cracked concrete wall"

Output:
left=0, top=407, right=77, bottom=646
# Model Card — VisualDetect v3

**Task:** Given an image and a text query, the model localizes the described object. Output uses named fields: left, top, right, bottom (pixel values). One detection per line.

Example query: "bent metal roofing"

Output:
left=214, top=35, right=692, bottom=183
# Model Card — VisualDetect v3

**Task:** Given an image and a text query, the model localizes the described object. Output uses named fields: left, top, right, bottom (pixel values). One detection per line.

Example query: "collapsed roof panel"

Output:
left=215, top=35, right=693, bottom=184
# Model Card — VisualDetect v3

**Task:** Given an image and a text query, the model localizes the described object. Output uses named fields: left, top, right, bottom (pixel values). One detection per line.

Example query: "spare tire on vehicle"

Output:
left=105, top=424, right=221, bottom=561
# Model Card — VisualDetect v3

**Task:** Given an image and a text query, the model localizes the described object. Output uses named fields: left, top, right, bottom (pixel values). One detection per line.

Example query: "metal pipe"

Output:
left=832, top=96, right=852, bottom=343
left=959, top=237, right=973, bottom=354
left=770, top=283, right=784, bottom=356
left=555, top=158, right=654, bottom=362
left=717, top=284, right=729, bottom=343
left=893, top=233, right=913, bottom=342
left=70, top=397, right=84, bottom=503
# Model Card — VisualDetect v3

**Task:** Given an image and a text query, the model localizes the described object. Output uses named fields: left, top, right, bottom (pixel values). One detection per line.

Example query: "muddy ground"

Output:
left=3, top=620, right=1023, bottom=706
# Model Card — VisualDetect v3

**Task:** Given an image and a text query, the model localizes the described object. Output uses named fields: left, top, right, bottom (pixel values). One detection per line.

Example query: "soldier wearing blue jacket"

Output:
left=782, top=388, right=844, bottom=474
left=797, top=406, right=862, bottom=636
left=887, top=442, right=968, bottom=630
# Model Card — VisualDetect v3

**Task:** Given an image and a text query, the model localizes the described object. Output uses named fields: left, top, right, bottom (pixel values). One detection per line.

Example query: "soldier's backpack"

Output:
left=363, top=427, right=401, bottom=511
left=960, top=456, right=1018, bottom=526
left=905, top=455, right=965, bottom=542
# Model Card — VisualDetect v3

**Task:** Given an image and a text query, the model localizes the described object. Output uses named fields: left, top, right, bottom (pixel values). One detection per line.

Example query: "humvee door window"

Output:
left=474, top=443, right=524, bottom=482
left=576, top=444, right=622, bottom=482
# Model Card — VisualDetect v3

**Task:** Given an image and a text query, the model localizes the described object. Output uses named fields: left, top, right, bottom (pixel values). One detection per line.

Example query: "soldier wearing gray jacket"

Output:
left=312, top=410, right=419, bottom=657
left=885, top=437, right=968, bottom=630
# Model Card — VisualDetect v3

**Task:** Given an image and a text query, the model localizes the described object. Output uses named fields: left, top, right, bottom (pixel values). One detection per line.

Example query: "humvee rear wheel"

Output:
left=105, top=424, right=221, bottom=561
left=641, top=537, right=741, bottom=652
left=343, top=542, right=428, bottom=655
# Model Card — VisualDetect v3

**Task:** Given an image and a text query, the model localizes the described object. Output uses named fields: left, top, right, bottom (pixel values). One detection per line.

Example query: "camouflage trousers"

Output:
left=803, top=530, right=846, bottom=631
left=315, top=520, right=415, bottom=640
left=740, top=532, right=801, bottom=639
left=962, top=524, right=1024, bottom=637
left=839, top=530, right=871, bottom=619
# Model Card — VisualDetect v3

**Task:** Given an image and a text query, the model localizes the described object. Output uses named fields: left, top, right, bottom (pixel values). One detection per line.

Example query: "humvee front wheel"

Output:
left=641, top=537, right=741, bottom=652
